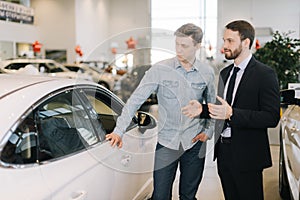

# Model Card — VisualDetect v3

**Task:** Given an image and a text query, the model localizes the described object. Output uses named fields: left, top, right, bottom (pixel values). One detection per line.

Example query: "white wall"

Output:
left=31, top=0, right=151, bottom=64
left=216, top=0, right=300, bottom=61
left=32, top=0, right=76, bottom=63
left=108, top=0, right=151, bottom=65
left=0, top=20, right=39, bottom=60
left=0, top=21, right=39, bottom=43
left=1, top=0, right=298, bottom=64
left=75, top=0, right=110, bottom=62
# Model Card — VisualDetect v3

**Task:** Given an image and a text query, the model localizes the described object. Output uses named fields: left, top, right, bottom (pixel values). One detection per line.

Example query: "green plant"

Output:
left=254, top=31, right=300, bottom=89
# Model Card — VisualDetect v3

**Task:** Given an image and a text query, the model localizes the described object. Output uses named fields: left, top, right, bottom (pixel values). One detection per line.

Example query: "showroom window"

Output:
left=151, top=0, right=217, bottom=63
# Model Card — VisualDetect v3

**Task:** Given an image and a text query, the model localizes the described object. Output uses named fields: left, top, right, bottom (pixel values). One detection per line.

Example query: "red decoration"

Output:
left=126, top=37, right=136, bottom=49
left=75, top=45, right=83, bottom=57
left=32, top=41, right=42, bottom=53
left=255, top=39, right=261, bottom=50
left=111, top=47, right=117, bottom=54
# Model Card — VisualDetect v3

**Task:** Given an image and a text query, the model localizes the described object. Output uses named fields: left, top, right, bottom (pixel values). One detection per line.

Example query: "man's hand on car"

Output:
left=106, top=133, right=123, bottom=148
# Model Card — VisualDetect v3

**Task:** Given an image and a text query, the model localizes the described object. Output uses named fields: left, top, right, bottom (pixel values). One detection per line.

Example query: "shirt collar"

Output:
left=175, top=57, right=198, bottom=71
left=234, top=54, right=252, bottom=71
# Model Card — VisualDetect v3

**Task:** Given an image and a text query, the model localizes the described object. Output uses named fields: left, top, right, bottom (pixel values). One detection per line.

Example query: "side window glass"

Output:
left=80, top=88, right=136, bottom=134
left=81, top=89, right=119, bottom=134
left=6, top=63, right=28, bottom=70
left=38, top=64, right=49, bottom=73
left=0, top=90, right=104, bottom=165
left=1, top=113, right=38, bottom=164
left=36, top=90, right=99, bottom=161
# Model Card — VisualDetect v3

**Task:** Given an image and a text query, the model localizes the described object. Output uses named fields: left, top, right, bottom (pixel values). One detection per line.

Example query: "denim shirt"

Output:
left=113, top=57, right=216, bottom=150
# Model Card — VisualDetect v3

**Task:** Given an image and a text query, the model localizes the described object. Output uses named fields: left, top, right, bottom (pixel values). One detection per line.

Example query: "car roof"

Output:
left=0, top=74, right=98, bottom=97
left=0, top=74, right=59, bottom=98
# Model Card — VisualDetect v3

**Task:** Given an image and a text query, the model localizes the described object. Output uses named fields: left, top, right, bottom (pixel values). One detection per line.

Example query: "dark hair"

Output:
left=174, top=23, right=203, bottom=45
left=226, top=20, right=255, bottom=49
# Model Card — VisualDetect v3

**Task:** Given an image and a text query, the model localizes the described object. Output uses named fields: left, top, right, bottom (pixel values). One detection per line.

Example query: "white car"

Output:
left=0, top=58, right=92, bottom=81
left=64, top=63, right=121, bottom=91
left=0, top=74, right=157, bottom=200
left=279, top=89, right=300, bottom=200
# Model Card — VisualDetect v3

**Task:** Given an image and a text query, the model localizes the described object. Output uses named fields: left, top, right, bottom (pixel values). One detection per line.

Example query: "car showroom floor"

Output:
left=147, top=105, right=282, bottom=200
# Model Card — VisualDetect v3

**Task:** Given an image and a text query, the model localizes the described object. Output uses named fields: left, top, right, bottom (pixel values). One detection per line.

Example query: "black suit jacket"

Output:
left=211, top=57, right=280, bottom=171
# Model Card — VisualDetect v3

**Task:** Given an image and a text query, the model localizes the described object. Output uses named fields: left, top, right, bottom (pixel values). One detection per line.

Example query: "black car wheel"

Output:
left=279, top=128, right=291, bottom=200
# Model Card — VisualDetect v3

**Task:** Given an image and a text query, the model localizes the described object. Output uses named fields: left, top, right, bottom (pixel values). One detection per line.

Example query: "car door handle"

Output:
left=72, top=191, right=87, bottom=200
left=121, top=154, right=132, bottom=166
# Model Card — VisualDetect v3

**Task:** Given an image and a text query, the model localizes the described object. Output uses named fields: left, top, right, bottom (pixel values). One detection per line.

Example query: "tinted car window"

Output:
left=37, top=90, right=100, bottom=159
left=79, top=88, right=137, bottom=134
left=65, top=66, right=80, bottom=72
left=1, top=113, right=38, bottom=164
left=1, top=89, right=102, bottom=165
left=47, top=63, right=65, bottom=73
left=5, top=63, right=29, bottom=70
left=79, top=88, right=121, bottom=134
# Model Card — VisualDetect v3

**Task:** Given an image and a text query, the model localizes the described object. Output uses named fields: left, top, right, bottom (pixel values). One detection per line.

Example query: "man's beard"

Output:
left=224, top=44, right=242, bottom=60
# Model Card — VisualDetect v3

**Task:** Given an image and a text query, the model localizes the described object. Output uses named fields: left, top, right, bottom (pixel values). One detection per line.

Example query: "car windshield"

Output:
left=47, top=62, right=69, bottom=73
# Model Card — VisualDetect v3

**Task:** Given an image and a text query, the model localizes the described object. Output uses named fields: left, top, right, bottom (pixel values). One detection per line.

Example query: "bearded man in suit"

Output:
left=182, top=20, right=280, bottom=200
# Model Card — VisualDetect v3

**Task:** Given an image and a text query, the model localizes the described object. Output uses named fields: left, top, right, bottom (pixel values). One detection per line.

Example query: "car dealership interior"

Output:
left=0, top=0, right=299, bottom=199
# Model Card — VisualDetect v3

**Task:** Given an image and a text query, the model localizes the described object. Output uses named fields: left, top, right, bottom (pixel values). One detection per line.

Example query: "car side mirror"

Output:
left=137, top=111, right=156, bottom=133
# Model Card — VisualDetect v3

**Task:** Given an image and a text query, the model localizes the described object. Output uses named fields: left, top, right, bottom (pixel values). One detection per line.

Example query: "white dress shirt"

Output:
left=221, top=54, right=252, bottom=137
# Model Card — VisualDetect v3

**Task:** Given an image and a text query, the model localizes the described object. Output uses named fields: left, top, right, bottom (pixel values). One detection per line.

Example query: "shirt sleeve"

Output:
left=201, top=70, right=216, bottom=139
left=113, top=66, right=159, bottom=136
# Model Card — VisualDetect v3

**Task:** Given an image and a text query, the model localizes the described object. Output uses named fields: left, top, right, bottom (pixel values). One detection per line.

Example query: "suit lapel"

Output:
left=218, top=64, right=234, bottom=97
left=232, top=57, right=256, bottom=105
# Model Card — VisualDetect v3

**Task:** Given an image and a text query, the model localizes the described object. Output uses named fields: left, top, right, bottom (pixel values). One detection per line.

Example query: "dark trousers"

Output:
left=217, top=142, right=264, bottom=200
left=151, top=142, right=205, bottom=200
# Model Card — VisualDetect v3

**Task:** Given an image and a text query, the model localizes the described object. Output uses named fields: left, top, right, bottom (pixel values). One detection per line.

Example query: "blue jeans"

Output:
left=151, top=142, right=205, bottom=200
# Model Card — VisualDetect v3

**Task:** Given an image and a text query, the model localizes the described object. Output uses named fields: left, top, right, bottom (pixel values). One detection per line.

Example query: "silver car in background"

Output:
left=64, top=63, right=121, bottom=91
left=279, top=89, right=300, bottom=200
left=0, top=58, right=92, bottom=81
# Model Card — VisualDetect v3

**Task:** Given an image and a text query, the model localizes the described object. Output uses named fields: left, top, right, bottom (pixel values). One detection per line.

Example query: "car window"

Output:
left=65, top=66, right=80, bottom=72
left=79, top=88, right=137, bottom=134
left=38, top=63, right=50, bottom=73
left=0, top=89, right=104, bottom=165
left=1, top=113, right=38, bottom=165
left=36, top=90, right=100, bottom=159
left=47, top=64, right=64, bottom=73
left=5, top=63, right=29, bottom=70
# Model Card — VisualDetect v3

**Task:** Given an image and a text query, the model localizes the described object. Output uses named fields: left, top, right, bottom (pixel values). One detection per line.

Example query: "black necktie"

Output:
left=226, top=67, right=240, bottom=105
left=222, top=66, right=240, bottom=133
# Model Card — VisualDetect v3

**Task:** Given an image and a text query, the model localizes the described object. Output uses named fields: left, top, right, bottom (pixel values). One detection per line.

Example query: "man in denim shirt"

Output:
left=106, top=23, right=216, bottom=200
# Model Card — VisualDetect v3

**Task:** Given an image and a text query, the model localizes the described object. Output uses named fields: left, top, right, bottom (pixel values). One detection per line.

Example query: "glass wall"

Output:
left=151, top=0, right=217, bottom=63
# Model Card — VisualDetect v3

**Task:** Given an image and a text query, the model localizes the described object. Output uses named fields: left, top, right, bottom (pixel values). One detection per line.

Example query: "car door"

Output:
left=0, top=112, right=52, bottom=200
left=78, top=86, right=157, bottom=200
left=34, top=86, right=156, bottom=200
left=282, top=105, right=300, bottom=200
left=33, top=88, right=110, bottom=200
